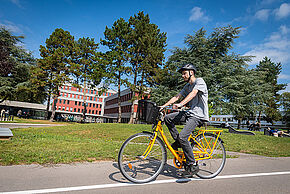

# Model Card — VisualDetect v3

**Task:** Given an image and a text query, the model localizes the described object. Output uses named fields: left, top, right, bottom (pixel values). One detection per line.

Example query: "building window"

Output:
left=89, top=110, right=91, bottom=114
left=70, top=107, right=73, bottom=112
left=75, top=101, right=77, bottom=105
left=59, top=99, right=62, bottom=104
left=99, top=111, right=101, bottom=115
left=62, top=107, right=65, bottom=111
left=63, top=100, right=66, bottom=104
left=78, top=108, right=80, bottom=113
left=96, top=104, right=99, bottom=108
left=79, top=102, right=81, bottom=106
left=67, top=100, right=70, bottom=104
left=74, top=108, right=76, bottom=112
left=93, top=104, right=95, bottom=108
left=90, top=96, right=92, bottom=101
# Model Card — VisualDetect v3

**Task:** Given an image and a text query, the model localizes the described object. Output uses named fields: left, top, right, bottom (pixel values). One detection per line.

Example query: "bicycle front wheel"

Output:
left=193, top=133, right=226, bottom=179
left=118, top=132, right=167, bottom=183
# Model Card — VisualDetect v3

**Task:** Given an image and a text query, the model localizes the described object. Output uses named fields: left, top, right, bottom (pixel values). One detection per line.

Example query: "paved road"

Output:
left=0, top=153, right=290, bottom=194
left=0, top=123, right=64, bottom=129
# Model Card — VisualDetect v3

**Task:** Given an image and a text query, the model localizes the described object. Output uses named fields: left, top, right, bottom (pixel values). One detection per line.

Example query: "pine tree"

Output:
left=101, top=18, right=131, bottom=123
left=70, top=37, right=104, bottom=122
left=280, top=92, right=290, bottom=127
left=37, top=28, right=74, bottom=121
left=127, top=11, right=167, bottom=123
left=256, top=57, right=286, bottom=124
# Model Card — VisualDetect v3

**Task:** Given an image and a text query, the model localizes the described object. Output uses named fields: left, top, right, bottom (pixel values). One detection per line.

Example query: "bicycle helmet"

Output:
left=178, top=63, right=197, bottom=74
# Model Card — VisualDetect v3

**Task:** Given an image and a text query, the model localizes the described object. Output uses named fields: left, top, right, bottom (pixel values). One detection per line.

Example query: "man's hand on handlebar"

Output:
left=172, top=103, right=183, bottom=109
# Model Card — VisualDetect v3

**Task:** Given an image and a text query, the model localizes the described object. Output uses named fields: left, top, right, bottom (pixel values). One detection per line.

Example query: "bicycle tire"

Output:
left=193, top=133, right=226, bottom=179
left=118, top=132, right=167, bottom=183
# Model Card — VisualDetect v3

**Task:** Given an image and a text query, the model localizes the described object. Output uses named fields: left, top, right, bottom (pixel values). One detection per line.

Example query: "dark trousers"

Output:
left=164, top=111, right=203, bottom=165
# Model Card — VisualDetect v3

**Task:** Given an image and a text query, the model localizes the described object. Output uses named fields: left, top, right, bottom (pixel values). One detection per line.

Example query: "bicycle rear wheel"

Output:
left=118, top=132, right=167, bottom=183
left=193, top=133, right=226, bottom=179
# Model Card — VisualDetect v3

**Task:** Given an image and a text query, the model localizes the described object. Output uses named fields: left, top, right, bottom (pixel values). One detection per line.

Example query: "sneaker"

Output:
left=182, top=164, right=199, bottom=178
left=171, top=141, right=181, bottom=150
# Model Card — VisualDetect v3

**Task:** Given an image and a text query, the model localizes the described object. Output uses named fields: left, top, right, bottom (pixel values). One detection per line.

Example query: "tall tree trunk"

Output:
left=46, top=93, right=51, bottom=120
left=140, top=71, right=145, bottom=96
left=46, top=76, right=53, bottom=120
left=117, top=71, right=122, bottom=123
left=237, top=118, right=241, bottom=129
left=82, top=80, right=87, bottom=123
left=258, top=111, right=262, bottom=128
left=49, top=96, right=57, bottom=122
left=128, top=69, right=138, bottom=124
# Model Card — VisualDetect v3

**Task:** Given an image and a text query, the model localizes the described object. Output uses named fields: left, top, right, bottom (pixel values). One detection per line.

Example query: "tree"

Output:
left=151, top=26, right=278, bottom=128
left=101, top=18, right=131, bottom=123
left=280, top=92, right=290, bottom=127
left=256, top=57, right=286, bottom=124
left=0, top=27, right=36, bottom=103
left=37, top=28, right=74, bottom=121
left=153, top=26, right=247, bottom=110
left=220, top=68, right=271, bottom=128
left=70, top=37, right=104, bottom=122
left=127, top=11, right=167, bottom=123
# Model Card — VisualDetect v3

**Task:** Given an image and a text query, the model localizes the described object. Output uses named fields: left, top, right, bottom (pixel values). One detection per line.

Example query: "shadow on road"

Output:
left=109, top=162, right=192, bottom=184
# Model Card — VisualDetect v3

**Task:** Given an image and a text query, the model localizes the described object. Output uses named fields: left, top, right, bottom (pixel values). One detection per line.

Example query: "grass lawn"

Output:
left=0, top=123, right=289, bottom=165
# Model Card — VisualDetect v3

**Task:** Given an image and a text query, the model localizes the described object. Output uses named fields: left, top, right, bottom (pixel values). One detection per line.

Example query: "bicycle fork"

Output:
left=141, top=132, right=158, bottom=159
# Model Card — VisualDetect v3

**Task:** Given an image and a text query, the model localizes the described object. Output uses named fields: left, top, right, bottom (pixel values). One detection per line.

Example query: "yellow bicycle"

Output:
left=118, top=100, right=226, bottom=183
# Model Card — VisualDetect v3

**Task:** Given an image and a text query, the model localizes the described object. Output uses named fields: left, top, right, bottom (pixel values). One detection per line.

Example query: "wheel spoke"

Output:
left=118, top=133, right=167, bottom=183
left=193, top=134, right=226, bottom=179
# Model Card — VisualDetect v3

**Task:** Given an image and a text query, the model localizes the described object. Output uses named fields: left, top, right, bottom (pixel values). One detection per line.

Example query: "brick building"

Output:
left=54, top=84, right=116, bottom=122
left=103, top=89, right=138, bottom=123
left=103, top=88, right=150, bottom=123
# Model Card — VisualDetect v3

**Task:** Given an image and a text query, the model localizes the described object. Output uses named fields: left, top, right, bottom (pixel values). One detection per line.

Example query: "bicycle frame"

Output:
left=142, top=120, right=223, bottom=166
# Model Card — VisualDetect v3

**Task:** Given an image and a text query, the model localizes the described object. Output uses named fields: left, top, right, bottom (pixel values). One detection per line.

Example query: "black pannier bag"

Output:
left=137, top=100, right=159, bottom=124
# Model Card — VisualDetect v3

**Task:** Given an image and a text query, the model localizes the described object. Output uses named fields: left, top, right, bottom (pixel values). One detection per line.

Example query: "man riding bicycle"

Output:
left=161, top=63, right=209, bottom=178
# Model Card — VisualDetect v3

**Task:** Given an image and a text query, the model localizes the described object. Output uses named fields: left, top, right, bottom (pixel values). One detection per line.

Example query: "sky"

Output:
left=0, top=0, right=289, bottom=92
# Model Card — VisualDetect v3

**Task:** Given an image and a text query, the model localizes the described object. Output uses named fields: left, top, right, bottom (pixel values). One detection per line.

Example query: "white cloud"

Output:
left=279, top=83, right=290, bottom=93
left=274, top=3, right=290, bottom=19
left=10, top=0, right=23, bottom=8
left=189, top=7, right=210, bottom=23
left=245, top=49, right=289, bottom=65
left=255, top=9, right=271, bottom=21
left=0, top=20, right=22, bottom=33
left=244, top=25, right=290, bottom=65
left=260, top=0, right=277, bottom=5
left=280, top=25, right=290, bottom=34
left=279, top=74, right=290, bottom=79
